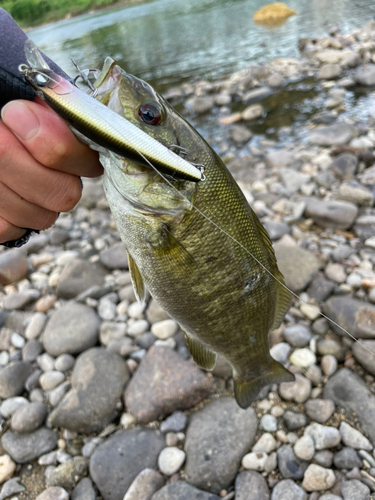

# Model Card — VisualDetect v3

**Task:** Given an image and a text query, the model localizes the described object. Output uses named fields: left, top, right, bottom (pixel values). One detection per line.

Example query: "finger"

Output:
left=0, top=217, right=27, bottom=245
left=1, top=100, right=103, bottom=178
left=0, top=181, right=58, bottom=230
left=0, top=121, right=82, bottom=213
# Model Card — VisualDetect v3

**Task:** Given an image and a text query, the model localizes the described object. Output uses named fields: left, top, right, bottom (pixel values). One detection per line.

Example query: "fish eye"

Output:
left=138, top=102, right=163, bottom=126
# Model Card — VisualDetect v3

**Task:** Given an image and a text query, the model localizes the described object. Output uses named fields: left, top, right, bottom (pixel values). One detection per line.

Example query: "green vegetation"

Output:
left=0, top=0, right=133, bottom=27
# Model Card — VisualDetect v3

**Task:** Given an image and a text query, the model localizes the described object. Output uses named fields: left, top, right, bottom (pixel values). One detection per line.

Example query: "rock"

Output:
left=267, top=73, right=284, bottom=87
left=302, top=464, right=336, bottom=491
left=290, top=348, right=316, bottom=368
left=57, top=259, right=107, bottom=299
left=266, top=150, right=295, bottom=169
left=49, top=348, right=129, bottom=433
left=253, top=3, right=295, bottom=22
left=0, top=397, right=29, bottom=419
left=99, top=243, right=128, bottom=269
left=279, top=374, right=311, bottom=403
left=355, top=64, right=375, bottom=86
left=274, top=244, right=320, bottom=293
left=160, top=412, right=187, bottom=433
left=235, top=471, right=269, bottom=500
left=184, top=397, right=257, bottom=493
left=2, top=427, right=58, bottom=463
left=0, top=361, right=33, bottom=398
left=341, top=479, right=370, bottom=500
left=317, top=339, right=345, bottom=361
left=54, top=354, right=75, bottom=372
left=22, top=339, right=44, bottom=362
left=36, top=487, right=69, bottom=500
left=305, top=423, right=341, bottom=450
left=123, top=469, right=164, bottom=500
left=330, top=153, right=358, bottom=181
left=325, top=263, right=346, bottom=284
left=338, top=181, right=374, bottom=207
left=158, top=447, right=185, bottom=475
left=309, top=124, right=357, bottom=146
left=352, top=340, right=375, bottom=375
left=305, top=399, right=335, bottom=424
left=146, top=299, right=169, bottom=323
left=333, top=447, right=362, bottom=469
left=151, top=320, right=178, bottom=340
left=43, top=303, right=100, bottom=356
left=277, top=445, right=308, bottom=480
left=270, top=342, right=291, bottom=365
left=279, top=168, right=311, bottom=193
left=242, top=104, right=264, bottom=121
left=252, top=433, right=277, bottom=453
left=339, top=421, right=372, bottom=450
left=46, top=457, right=89, bottom=491
left=151, top=481, right=220, bottom=500
left=314, top=450, right=334, bottom=468
left=80, top=179, right=104, bottom=208
left=294, top=435, right=315, bottom=461
left=283, top=325, right=312, bottom=347
left=125, top=346, right=211, bottom=424
left=283, top=411, right=309, bottom=431
left=318, top=64, right=341, bottom=79
left=3, top=290, right=39, bottom=310
left=321, top=355, right=338, bottom=377
left=90, top=428, right=164, bottom=500
left=322, top=297, right=375, bottom=339
left=0, top=478, right=25, bottom=500
left=319, top=496, right=342, bottom=500
left=263, top=221, right=290, bottom=241
left=316, top=50, right=343, bottom=64
left=230, top=125, right=253, bottom=143
left=25, top=312, right=47, bottom=340
left=186, top=96, right=214, bottom=114
left=71, top=478, right=96, bottom=500
left=40, top=371, right=65, bottom=391
left=0, top=249, right=28, bottom=285
left=0, top=455, right=15, bottom=483
left=304, top=199, right=358, bottom=230
left=11, top=402, right=48, bottom=433
left=242, top=451, right=268, bottom=471
left=271, top=479, right=307, bottom=500
left=242, top=87, right=271, bottom=105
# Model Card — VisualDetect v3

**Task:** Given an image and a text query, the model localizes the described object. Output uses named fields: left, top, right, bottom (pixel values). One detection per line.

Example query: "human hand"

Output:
left=0, top=97, right=103, bottom=244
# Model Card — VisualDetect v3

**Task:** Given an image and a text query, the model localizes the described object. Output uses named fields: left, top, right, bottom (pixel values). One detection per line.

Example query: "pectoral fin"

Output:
left=183, top=332, right=216, bottom=370
left=127, top=250, right=146, bottom=304
left=152, top=224, right=198, bottom=274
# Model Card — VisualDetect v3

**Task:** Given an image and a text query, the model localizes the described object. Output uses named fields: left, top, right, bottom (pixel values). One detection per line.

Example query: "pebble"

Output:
left=54, top=354, right=75, bottom=372
left=305, top=423, right=341, bottom=450
left=0, top=362, right=34, bottom=398
left=123, top=468, right=164, bottom=500
left=271, top=479, right=307, bottom=500
left=252, top=433, right=277, bottom=454
left=242, top=451, right=268, bottom=471
left=302, top=464, right=336, bottom=491
left=304, top=198, right=358, bottom=230
left=158, top=447, right=185, bottom=475
left=313, top=450, right=334, bottom=468
left=57, top=258, right=107, bottom=299
left=283, top=411, right=309, bottom=431
left=270, top=342, right=291, bottom=364
left=0, top=250, right=28, bottom=286
left=235, top=471, right=269, bottom=500
left=40, top=371, right=65, bottom=391
left=294, top=435, right=315, bottom=461
left=305, top=399, right=335, bottom=424
left=0, top=397, right=29, bottom=419
left=274, top=243, right=320, bottom=293
left=290, top=348, right=316, bottom=368
left=0, top=477, right=25, bottom=500
left=127, top=319, right=149, bottom=337
left=279, top=374, right=311, bottom=403
left=2, top=427, right=58, bottom=463
left=260, top=414, right=277, bottom=432
left=160, top=412, right=187, bottom=433
left=341, top=479, right=370, bottom=500
left=333, top=447, right=362, bottom=469
left=277, top=444, right=308, bottom=480
left=151, top=319, right=178, bottom=340
left=0, top=455, right=15, bottom=484
left=339, top=422, right=373, bottom=450
left=36, top=487, right=69, bottom=500
left=283, top=324, right=312, bottom=347
left=99, top=243, right=128, bottom=269
left=11, top=402, right=48, bottom=433
left=152, top=481, right=220, bottom=500
left=321, top=355, right=338, bottom=377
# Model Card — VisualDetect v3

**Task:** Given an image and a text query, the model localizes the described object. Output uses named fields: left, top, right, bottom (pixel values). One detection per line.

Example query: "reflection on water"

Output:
left=28, top=0, right=375, bottom=90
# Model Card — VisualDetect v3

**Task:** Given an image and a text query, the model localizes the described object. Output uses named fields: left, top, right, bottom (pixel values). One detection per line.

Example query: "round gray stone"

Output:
left=2, top=427, right=58, bottom=464
left=309, top=123, right=357, bottom=146
left=0, top=361, right=34, bottom=398
left=11, top=402, right=48, bottom=433
left=277, top=445, right=308, bottom=480
left=304, top=199, right=358, bottom=230
left=235, top=471, right=269, bottom=500
left=341, top=479, right=370, bottom=500
left=274, top=244, right=321, bottom=293
left=271, top=479, right=307, bottom=500
left=283, top=325, right=312, bottom=348
left=71, top=478, right=96, bottom=500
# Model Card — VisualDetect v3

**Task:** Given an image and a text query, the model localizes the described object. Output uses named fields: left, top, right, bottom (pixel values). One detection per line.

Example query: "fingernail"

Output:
left=1, top=101, right=39, bottom=140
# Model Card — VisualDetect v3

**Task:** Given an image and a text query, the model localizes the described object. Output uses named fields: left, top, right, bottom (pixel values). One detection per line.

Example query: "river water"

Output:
left=28, top=0, right=375, bottom=90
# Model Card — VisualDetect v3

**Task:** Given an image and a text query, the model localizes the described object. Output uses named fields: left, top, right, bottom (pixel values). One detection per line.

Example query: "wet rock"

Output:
left=235, top=471, right=269, bottom=500
left=123, top=469, right=164, bottom=500
left=0, top=361, right=33, bottom=398
left=242, top=87, right=271, bottom=105
left=36, top=487, right=69, bottom=500
left=283, top=411, right=309, bottom=431
left=341, top=479, right=370, bottom=500
left=279, top=168, right=311, bottom=193
left=184, top=397, right=257, bottom=493
left=277, top=444, right=308, bottom=480
left=0, top=249, right=28, bottom=285
left=266, top=149, right=295, bottom=169
left=338, top=181, right=374, bottom=206
left=324, top=368, right=375, bottom=445
left=242, top=104, right=264, bottom=121
left=316, top=49, right=343, bottom=64
left=339, top=421, right=372, bottom=450
left=99, top=243, right=128, bottom=269
left=72, top=478, right=96, bottom=500
left=125, top=346, right=211, bottom=424
left=304, top=199, right=358, bottom=230
left=46, top=457, right=89, bottom=491
left=49, top=348, right=128, bottom=433
left=271, top=479, right=307, bottom=500
left=43, top=303, right=100, bottom=356
left=230, top=125, right=253, bottom=143
left=309, top=124, right=357, bottom=146
left=279, top=374, right=311, bottom=403
left=322, top=296, right=375, bottom=339
left=11, top=402, right=48, bottom=433
left=302, top=464, right=336, bottom=491
left=355, top=64, right=375, bottom=86
left=151, top=481, right=220, bottom=500
left=57, top=259, right=107, bottom=299
left=90, top=428, right=164, bottom=500
left=330, top=153, right=358, bottom=181
left=274, top=244, right=320, bottom=293
left=305, top=423, right=341, bottom=450
left=2, top=427, right=58, bottom=463
left=352, top=340, right=375, bottom=375
left=318, top=64, right=341, bottom=79
left=185, top=96, right=214, bottom=114
left=305, top=399, right=335, bottom=424
left=333, top=447, right=362, bottom=469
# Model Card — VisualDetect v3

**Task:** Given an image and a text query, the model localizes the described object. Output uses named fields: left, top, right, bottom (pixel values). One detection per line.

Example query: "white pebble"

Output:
left=0, top=454, right=16, bottom=483
left=37, top=353, right=55, bottom=372
left=294, top=435, right=315, bottom=461
left=340, top=422, right=372, bottom=450
left=252, top=433, right=277, bottom=453
left=0, top=397, right=29, bottom=418
left=158, top=447, right=185, bottom=475
left=39, top=371, right=65, bottom=391
left=120, top=413, right=136, bottom=429
left=321, top=355, right=338, bottom=377
left=151, top=320, right=178, bottom=340
left=127, top=302, right=146, bottom=319
left=98, top=299, right=116, bottom=320
left=242, top=451, right=268, bottom=471
left=0, top=351, right=9, bottom=366
left=11, top=332, right=25, bottom=349
left=127, top=320, right=149, bottom=337
left=300, top=303, right=321, bottom=321
left=290, top=348, right=317, bottom=368
left=302, top=464, right=336, bottom=491
left=261, top=414, right=277, bottom=432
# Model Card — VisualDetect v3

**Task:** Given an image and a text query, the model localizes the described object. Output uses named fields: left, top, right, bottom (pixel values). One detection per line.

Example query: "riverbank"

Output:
left=1, top=19, right=375, bottom=500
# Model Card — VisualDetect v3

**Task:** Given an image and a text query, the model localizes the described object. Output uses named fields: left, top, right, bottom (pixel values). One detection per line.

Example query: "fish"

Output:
left=21, top=45, right=295, bottom=408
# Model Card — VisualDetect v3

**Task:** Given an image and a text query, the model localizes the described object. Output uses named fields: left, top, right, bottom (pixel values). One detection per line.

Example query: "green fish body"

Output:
left=96, top=59, right=294, bottom=408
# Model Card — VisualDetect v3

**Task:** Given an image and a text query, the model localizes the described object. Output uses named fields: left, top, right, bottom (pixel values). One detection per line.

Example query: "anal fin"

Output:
left=234, top=359, right=294, bottom=409
left=127, top=250, right=146, bottom=304
left=183, top=332, right=216, bottom=370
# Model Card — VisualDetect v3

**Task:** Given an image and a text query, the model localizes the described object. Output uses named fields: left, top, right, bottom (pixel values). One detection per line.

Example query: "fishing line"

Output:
left=126, top=148, right=375, bottom=358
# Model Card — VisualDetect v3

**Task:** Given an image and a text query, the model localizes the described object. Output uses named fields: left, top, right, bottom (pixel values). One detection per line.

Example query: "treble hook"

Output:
left=71, top=59, right=98, bottom=97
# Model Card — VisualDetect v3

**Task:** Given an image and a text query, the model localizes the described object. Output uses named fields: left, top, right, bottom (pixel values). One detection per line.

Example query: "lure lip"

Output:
left=19, top=42, right=205, bottom=183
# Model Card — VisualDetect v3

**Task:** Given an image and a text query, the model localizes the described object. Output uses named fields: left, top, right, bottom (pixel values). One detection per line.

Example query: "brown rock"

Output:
left=124, top=346, right=211, bottom=423
left=0, top=250, right=28, bottom=285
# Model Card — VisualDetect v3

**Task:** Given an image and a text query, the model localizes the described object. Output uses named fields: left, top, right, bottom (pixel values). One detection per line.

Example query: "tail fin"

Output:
left=234, top=360, right=294, bottom=409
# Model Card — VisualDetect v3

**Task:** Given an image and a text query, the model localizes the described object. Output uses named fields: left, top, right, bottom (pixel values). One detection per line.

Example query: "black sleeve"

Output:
left=0, top=9, right=70, bottom=248
left=0, top=8, right=69, bottom=109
